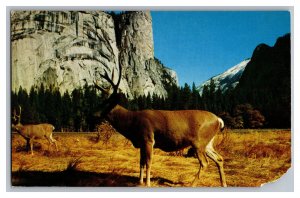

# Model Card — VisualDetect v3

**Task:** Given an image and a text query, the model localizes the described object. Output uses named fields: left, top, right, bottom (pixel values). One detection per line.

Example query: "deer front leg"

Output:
left=139, top=148, right=146, bottom=185
left=26, top=138, right=30, bottom=152
left=145, top=141, right=154, bottom=187
left=192, top=148, right=208, bottom=187
left=29, top=138, right=34, bottom=155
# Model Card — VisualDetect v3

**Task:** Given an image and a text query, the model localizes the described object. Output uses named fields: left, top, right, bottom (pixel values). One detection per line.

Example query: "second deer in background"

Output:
left=12, top=106, right=58, bottom=155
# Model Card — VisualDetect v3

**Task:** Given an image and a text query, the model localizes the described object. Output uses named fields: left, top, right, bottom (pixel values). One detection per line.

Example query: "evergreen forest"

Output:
left=11, top=80, right=275, bottom=132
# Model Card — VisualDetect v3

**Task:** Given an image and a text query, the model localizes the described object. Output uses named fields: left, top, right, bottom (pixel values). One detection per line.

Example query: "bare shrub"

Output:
left=245, top=144, right=274, bottom=158
left=95, top=121, right=117, bottom=144
left=66, top=157, right=82, bottom=172
left=245, top=142, right=290, bottom=159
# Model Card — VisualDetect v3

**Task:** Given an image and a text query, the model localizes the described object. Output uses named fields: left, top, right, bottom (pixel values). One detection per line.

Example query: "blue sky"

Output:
left=151, top=11, right=291, bottom=86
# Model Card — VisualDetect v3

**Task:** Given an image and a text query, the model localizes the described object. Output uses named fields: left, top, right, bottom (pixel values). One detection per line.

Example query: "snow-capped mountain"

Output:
left=198, top=59, right=250, bottom=95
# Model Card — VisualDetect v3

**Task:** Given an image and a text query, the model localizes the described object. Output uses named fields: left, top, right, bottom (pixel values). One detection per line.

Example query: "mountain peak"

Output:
left=198, top=59, right=250, bottom=95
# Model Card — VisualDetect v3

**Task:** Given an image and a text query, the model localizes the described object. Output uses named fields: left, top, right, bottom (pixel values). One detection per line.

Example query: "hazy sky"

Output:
left=151, top=11, right=291, bottom=86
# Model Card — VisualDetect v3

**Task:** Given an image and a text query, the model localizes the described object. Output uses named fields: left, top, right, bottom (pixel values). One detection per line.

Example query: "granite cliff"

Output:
left=11, top=11, right=178, bottom=98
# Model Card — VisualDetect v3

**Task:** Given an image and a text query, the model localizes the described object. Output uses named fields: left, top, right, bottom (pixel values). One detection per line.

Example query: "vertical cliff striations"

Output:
left=118, top=11, right=178, bottom=97
left=11, top=11, right=178, bottom=98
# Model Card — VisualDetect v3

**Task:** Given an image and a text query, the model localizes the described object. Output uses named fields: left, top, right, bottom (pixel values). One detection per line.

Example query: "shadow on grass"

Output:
left=12, top=169, right=182, bottom=187
left=12, top=169, right=138, bottom=187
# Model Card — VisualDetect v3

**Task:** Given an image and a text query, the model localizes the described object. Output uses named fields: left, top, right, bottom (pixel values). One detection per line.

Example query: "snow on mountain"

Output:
left=198, top=59, right=250, bottom=95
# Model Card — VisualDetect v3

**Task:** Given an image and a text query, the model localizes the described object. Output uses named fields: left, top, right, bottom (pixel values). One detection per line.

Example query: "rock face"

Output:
left=118, top=11, right=178, bottom=97
left=11, top=11, right=178, bottom=98
left=236, top=33, right=291, bottom=128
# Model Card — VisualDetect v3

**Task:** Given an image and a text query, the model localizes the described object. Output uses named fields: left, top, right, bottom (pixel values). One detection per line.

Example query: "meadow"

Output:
left=11, top=124, right=291, bottom=187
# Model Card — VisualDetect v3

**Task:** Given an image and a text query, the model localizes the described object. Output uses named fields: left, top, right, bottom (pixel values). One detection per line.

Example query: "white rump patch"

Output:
left=218, top=117, right=224, bottom=129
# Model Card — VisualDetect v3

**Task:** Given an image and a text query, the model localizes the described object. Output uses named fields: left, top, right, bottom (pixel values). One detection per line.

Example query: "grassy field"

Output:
left=11, top=125, right=291, bottom=187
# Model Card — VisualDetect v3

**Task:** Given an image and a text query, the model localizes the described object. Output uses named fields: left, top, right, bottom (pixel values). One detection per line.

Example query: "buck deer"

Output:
left=12, top=106, right=58, bottom=155
left=94, top=65, right=227, bottom=187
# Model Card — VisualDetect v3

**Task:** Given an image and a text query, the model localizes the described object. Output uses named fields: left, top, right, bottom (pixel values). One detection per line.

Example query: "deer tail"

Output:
left=218, top=117, right=225, bottom=132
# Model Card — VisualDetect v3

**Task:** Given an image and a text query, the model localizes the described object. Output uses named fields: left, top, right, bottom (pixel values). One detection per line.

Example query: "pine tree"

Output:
left=52, top=88, right=62, bottom=131
left=71, top=88, right=83, bottom=131
left=201, top=85, right=209, bottom=111
left=181, top=83, right=192, bottom=109
left=83, top=84, right=102, bottom=131
left=191, top=82, right=200, bottom=109
left=28, top=86, right=40, bottom=123
left=16, top=87, right=30, bottom=124
left=61, top=90, right=73, bottom=131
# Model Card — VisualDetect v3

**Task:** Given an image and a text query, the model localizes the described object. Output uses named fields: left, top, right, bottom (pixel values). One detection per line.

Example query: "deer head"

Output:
left=12, top=105, right=22, bottom=128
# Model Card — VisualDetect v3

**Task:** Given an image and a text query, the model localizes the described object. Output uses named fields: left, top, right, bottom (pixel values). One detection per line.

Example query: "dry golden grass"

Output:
left=11, top=127, right=291, bottom=187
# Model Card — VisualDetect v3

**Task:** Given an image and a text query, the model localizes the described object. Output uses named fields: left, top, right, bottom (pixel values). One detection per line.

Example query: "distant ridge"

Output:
left=198, top=58, right=250, bottom=95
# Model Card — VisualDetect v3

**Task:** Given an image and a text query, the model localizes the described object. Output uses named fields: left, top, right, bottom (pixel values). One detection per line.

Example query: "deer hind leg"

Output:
left=46, top=134, right=58, bottom=152
left=29, top=139, right=34, bottom=155
left=49, top=134, right=58, bottom=151
left=192, top=148, right=208, bottom=187
left=205, top=137, right=227, bottom=187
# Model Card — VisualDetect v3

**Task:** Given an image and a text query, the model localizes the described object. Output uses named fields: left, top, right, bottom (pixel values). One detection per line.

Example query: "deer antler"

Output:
left=13, top=105, right=22, bottom=124
left=99, top=70, right=116, bottom=89
left=94, top=80, right=110, bottom=94
left=94, top=64, right=122, bottom=95
left=12, top=109, right=17, bottom=122
left=94, top=64, right=122, bottom=118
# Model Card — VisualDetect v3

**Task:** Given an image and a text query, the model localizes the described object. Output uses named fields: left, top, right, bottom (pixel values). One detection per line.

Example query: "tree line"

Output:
left=11, top=80, right=268, bottom=132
